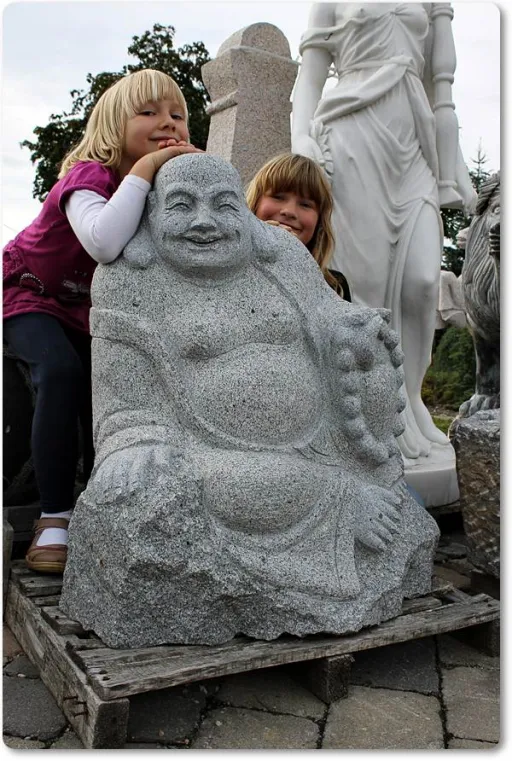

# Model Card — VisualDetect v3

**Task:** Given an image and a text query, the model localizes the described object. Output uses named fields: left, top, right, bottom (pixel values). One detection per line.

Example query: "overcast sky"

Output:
left=1, top=0, right=501, bottom=245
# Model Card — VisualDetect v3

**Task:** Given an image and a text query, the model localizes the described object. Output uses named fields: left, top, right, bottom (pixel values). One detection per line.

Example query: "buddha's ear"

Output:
left=122, top=199, right=156, bottom=269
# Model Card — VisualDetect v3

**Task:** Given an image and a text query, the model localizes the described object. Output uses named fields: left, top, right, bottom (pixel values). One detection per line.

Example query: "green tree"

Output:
left=422, top=326, right=476, bottom=411
left=21, top=24, right=211, bottom=201
left=441, top=144, right=492, bottom=276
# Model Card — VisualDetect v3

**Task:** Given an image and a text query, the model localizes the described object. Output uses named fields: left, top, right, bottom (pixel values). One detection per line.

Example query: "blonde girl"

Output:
left=246, top=153, right=343, bottom=295
left=3, top=69, right=202, bottom=574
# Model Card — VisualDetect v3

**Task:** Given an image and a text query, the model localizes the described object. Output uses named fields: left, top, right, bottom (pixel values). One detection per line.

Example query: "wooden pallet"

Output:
left=4, top=560, right=500, bottom=748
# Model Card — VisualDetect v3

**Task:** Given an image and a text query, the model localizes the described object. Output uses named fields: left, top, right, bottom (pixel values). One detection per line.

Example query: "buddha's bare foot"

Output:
left=354, top=484, right=402, bottom=552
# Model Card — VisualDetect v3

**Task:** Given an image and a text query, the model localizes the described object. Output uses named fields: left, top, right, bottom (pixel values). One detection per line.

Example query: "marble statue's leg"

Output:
left=401, top=202, right=449, bottom=445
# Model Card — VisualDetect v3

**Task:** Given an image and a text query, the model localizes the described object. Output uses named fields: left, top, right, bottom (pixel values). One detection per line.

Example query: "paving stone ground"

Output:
left=2, top=626, right=500, bottom=749
left=323, top=686, right=444, bottom=749
left=2, top=528, right=501, bottom=749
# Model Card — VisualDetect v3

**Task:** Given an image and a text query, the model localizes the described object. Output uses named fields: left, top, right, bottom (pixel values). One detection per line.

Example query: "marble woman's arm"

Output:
left=423, top=4, right=477, bottom=211
left=425, top=2, right=476, bottom=210
left=291, top=2, right=335, bottom=160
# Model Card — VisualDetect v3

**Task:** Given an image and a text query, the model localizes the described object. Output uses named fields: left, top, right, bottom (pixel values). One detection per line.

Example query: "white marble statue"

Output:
left=291, top=2, right=476, bottom=466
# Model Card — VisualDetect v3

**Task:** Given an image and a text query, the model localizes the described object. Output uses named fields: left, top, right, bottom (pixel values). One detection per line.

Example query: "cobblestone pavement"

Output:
left=2, top=526, right=501, bottom=750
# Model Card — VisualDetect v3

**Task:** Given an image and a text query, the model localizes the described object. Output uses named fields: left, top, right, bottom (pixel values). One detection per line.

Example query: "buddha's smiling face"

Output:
left=148, top=155, right=252, bottom=276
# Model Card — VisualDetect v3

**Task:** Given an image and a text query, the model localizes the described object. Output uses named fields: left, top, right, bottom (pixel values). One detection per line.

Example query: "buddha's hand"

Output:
left=353, top=484, right=402, bottom=552
left=92, top=444, right=182, bottom=504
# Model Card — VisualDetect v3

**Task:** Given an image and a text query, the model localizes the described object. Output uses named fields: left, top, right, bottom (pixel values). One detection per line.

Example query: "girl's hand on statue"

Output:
left=264, top=220, right=296, bottom=235
left=131, top=142, right=204, bottom=182
left=150, top=141, right=204, bottom=169
left=156, top=137, right=203, bottom=152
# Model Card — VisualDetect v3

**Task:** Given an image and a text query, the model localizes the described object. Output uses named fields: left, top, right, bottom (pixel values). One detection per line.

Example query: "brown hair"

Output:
left=246, top=153, right=339, bottom=292
left=59, top=69, right=188, bottom=177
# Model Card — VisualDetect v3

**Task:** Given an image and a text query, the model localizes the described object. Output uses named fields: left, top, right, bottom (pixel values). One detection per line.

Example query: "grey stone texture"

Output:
left=2, top=675, right=67, bottom=741
left=202, top=23, right=298, bottom=187
left=49, top=730, right=84, bottom=749
left=350, top=638, right=439, bottom=695
left=216, top=668, right=326, bottom=718
left=60, top=153, right=439, bottom=647
left=442, top=665, right=500, bottom=743
left=448, top=738, right=498, bottom=749
left=450, top=411, right=500, bottom=577
left=192, top=706, right=320, bottom=749
left=3, top=737, right=46, bottom=749
left=126, top=684, right=208, bottom=744
left=323, top=686, right=444, bottom=749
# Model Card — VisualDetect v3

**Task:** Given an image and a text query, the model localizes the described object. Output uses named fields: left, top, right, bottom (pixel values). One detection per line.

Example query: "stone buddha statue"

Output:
left=60, top=154, right=439, bottom=647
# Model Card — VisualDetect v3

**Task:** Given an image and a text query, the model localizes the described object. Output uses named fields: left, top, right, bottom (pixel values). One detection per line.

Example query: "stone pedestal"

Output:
left=403, top=444, right=459, bottom=508
left=202, top=23, right=298, bottom=187
left=450, top=411, right=500, bottom=577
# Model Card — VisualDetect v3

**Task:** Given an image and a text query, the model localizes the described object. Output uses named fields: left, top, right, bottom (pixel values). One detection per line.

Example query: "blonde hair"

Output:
left=59, top=69, right=188, bottom=177
left=246, top=153, right=338, bottom=292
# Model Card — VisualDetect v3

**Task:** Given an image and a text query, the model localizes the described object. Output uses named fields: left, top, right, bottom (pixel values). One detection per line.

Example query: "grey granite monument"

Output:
left=202, top=23, right=297, bottom=187
left=60, top=154, right=439, bottom=647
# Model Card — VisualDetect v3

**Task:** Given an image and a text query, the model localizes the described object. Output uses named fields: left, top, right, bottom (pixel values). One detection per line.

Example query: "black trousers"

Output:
left=4, top=312, right=94, bottom=513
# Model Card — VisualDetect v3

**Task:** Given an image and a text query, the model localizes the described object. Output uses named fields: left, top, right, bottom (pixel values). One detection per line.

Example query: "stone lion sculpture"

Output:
left=60, top=155, right=439, bottom=647
left=459, top=172, right=500, bottom=417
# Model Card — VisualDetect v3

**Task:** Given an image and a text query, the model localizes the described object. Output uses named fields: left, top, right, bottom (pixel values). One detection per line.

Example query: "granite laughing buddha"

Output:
left=59, top=154, right=439, bottom=647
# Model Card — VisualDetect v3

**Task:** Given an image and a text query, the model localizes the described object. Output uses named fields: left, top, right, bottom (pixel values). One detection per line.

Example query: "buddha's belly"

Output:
left=187, top=343, right=322, bottom=445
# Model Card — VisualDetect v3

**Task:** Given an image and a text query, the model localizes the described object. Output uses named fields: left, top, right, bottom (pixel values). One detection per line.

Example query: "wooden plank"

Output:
left=10, top=564, right=63, bottom=597
left=431, top=578, right=457, bottom=597
left=41, top=607, right=87, bottom=636
left=401, top=595, right=443, bottom=615
left=72, top=595, right=500, bottom=701
left=32, top=595, right=61, bottom=608
left=10, top=559, right=31, bottom=577
left=5, top=581, right=129, bottom=748
left=17, top=574, right=63, bottom=598
left=66, top=635, right=106, bottom=651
